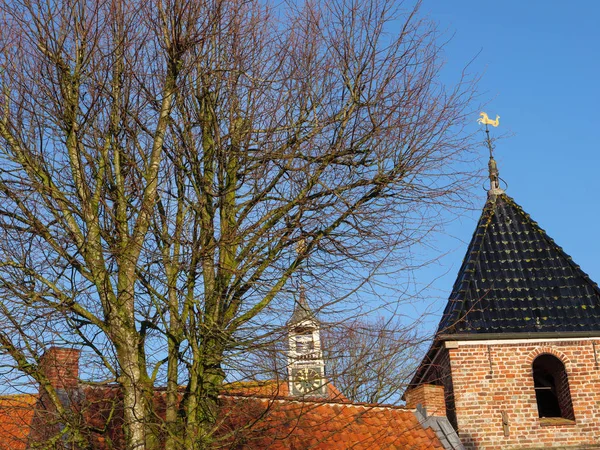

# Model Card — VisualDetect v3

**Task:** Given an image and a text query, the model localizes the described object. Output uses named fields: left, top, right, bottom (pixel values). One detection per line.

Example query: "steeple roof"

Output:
left=288, top=288, right=316, bottom=326
left=438, top=192, right=600, bottom=335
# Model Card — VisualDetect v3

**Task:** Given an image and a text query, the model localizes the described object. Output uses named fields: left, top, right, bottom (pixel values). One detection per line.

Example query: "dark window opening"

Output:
left=532, top=354, right=574, bottom=420
left=295, top=334, right=314, bottom=353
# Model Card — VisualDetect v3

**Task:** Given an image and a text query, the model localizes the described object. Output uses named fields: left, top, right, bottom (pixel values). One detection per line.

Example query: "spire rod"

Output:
left=289, top=237, right=314, bottom=323
left=486, top=127, right=500, bottom=191
left=298, top=284, right=307, bottom=308
left=296, top=237, right=307, bottom=292
left=477, top=112, right=504, bottom=196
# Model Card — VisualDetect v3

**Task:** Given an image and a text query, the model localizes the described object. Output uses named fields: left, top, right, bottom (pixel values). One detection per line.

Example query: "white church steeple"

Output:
left=287, top=287, right=327, bottom=397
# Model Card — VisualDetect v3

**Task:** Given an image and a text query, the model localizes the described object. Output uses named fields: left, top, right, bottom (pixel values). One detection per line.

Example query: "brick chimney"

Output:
left=39, top=347, right=80, bottom=390
left=405, top=384, right=446, bottom=417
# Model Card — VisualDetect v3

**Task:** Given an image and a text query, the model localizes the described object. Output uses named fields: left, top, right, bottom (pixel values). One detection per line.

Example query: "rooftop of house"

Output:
left=0, top=344, right=463, bottom=450
left=0, top=394, right=37, bottom=450
left=0, top=383, right=460, bottom=450
left=218, top=395, right=453, bottom=449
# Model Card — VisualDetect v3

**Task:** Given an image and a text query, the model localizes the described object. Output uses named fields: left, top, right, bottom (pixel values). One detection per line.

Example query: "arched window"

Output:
left=532, top=354, right=574, bottom=420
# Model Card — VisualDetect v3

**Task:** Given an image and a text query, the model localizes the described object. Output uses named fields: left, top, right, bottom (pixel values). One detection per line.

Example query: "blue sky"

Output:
left=412, top=1, right=600, bottom=332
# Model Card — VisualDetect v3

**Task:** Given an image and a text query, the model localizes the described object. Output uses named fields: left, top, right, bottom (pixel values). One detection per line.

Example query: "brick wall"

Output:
left=405, top=384, right=446, bottom=416
left=39, top=347, right=80, bottom=389
left=448, top=339, right=600, bottom=450
left=414, top=347, right=458, bottom=429
left=29, top=347, right=82, bottom=446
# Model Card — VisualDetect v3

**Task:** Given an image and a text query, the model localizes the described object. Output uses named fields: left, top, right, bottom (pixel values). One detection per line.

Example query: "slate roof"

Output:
left=288, top=288, right=316, bottom=326
left=438, top=192, right=600, bottom=335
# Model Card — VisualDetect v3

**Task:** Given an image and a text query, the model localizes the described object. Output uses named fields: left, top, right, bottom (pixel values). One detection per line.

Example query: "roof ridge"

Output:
left=0, top=393, right=38, bottom=401
left=220, top=393, right=413, bottom=410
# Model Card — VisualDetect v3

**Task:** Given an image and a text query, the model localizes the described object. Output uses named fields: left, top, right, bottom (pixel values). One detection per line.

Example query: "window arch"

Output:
left=532, top=354, right=574, bottom=420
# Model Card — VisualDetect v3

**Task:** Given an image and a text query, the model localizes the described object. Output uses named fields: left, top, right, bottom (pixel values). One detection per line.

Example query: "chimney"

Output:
left=39, top=347, right=80, bottom=390
left=405, top=384, right=446, bottom=417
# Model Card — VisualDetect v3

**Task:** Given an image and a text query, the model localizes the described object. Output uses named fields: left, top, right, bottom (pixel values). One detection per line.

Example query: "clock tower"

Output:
left=287, top=289, right=327, bottom=397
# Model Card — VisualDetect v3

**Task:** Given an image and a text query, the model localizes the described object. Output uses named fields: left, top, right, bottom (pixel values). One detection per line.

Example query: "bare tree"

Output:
left=324, top=318, right=423, bottom=404
left=0, top=0, right=476, bottom=447
left=253, top=316, right=427, bottom=405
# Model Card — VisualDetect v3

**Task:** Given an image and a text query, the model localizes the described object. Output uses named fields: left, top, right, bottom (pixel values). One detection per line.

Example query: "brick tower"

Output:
left=406, top=149, right=600, bottom=449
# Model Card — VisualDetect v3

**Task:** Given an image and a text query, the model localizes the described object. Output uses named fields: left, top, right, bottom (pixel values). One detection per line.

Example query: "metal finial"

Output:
left=295, top=237, right=308, bottom=303
left=298, top=284, right=307, bottom=307
left=289, top=241, right=314, bottom=325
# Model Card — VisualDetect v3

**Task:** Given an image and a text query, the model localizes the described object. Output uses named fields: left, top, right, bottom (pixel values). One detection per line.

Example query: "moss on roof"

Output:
left=438, top=193, right=600, bottom=335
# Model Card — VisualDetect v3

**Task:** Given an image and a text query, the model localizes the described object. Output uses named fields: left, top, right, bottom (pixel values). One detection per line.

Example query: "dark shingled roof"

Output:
left=288, top=289, right=315, bottom=326
left=437, top=192, right=600, bottom=335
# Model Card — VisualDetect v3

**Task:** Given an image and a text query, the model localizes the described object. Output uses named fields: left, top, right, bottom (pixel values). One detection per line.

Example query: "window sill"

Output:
left=539, top=417, right=576, bottom=427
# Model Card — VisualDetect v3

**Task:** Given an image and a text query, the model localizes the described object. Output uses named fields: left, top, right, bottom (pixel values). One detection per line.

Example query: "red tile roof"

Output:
left=0, top=394, right=36, bottom=450
left=0, top=384, right=446, bottom=449
left=218, top=396, right=446, bottom=449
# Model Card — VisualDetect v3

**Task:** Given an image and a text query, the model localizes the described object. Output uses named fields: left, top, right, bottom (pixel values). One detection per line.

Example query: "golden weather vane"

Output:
left=478, top=111, right=503, bottom=195
left=477, top=112, right=500, bottom=128
left=296, top=238, right=307, bottom=255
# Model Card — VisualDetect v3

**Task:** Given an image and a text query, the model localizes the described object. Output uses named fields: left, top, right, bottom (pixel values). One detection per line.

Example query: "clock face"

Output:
left=293, top=367, right=322, bottom=395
